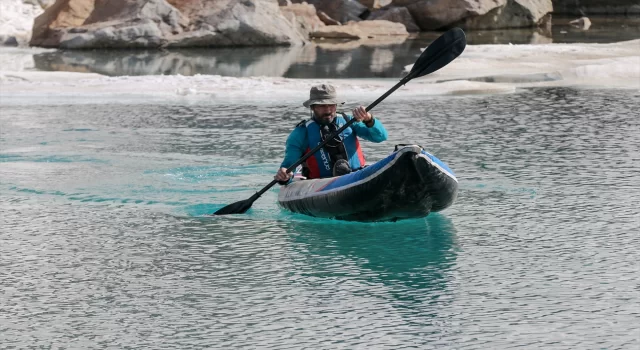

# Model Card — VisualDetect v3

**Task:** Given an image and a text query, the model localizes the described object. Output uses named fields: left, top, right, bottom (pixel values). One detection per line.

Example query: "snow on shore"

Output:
left=407, top=39, right=640, bottom=88
left=1, top=40, right=638, bottom=105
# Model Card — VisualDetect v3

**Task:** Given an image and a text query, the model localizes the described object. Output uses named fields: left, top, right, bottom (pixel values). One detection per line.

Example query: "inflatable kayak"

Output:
left=277, top=145, right=458, bottom=222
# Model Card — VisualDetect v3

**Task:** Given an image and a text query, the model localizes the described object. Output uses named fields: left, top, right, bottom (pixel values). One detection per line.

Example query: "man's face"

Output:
left=312, top=104, right=337, bottom=124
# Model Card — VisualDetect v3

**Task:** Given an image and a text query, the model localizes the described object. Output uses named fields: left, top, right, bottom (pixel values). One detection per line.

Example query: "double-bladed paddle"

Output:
left=213, top=27, right=467, bottom=216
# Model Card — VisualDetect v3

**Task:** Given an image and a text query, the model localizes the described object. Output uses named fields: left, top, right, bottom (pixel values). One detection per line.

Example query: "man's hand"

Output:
left=352, top=106, right=372, bottom=123
left=275, top=167, right=293, bottom=183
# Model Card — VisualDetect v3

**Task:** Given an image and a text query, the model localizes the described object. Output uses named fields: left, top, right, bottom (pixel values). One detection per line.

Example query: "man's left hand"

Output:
left=352, top=106, right=372, bottom=123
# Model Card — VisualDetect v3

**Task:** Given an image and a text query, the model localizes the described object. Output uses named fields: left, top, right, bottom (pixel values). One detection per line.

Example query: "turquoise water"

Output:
left=1, top=87, right=639, bottom=348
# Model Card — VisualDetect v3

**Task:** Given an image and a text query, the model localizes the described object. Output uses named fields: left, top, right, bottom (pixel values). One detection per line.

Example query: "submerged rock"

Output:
left=569, top=16, right=592, bottom=30
left=310, top=20, right=409, bottom=40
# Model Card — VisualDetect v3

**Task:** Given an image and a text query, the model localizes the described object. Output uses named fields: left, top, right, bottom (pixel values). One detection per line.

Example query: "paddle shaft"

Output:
left=251, top=74, right=415, bottom=200
left=215, top=27, right=466, bottom=214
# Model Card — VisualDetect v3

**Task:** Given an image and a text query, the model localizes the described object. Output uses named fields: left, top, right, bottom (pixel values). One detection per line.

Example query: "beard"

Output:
left=313, top=111, right=335, bottom=125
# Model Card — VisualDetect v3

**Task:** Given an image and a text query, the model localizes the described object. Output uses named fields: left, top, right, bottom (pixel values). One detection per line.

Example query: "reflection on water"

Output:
left=286, top=216, right=458, bottom=316
left=32, top=39, right=420, bottom=78
left=30, top=16, right=639, bottom=78
left=288, top=216, right=457, bottom=287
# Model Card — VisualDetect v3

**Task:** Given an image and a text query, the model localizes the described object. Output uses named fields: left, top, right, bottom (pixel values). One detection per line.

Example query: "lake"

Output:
left=1, top=86, right=638, bottom=348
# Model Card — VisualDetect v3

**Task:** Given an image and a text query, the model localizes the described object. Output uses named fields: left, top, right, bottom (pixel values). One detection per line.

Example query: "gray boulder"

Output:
left=403, top=0, right=508, bottom=30
left=31, top=0, right=307, bottom=49
left=280, top=2, right=326, bottom=40
left=167, top=0, right=306, bottom=47
left=292, top=0, right=369, bottom=23
left=56, top=0, right=186, bottom=48
left=457, top=0, right=553, bottom=29
left=61, top=19, right=168, bottom=49
left=358, top=0, right=393, bottom=9
left=368, top=7, right=420, bottom=32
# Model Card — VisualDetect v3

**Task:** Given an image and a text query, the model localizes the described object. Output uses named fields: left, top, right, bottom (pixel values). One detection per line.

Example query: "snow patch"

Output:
left=1, top=40, right=638, bottom=105
left=0, top=0, right=44, bottom=46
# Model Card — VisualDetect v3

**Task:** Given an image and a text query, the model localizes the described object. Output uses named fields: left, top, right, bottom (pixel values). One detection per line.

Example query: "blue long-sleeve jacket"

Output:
left=280, top=115, right=388, bottom=172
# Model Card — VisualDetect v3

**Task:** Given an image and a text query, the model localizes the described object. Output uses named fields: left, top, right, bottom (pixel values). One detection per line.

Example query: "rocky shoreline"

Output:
left=1, top=0, right=639, bottom=48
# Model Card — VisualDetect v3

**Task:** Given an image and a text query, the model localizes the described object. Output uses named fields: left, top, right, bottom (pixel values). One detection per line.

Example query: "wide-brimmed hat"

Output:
left=302, top=84, right=345, bottom=108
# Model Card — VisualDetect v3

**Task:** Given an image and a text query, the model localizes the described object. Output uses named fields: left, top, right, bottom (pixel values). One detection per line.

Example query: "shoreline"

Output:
left=1, top=39, right=638, bottom=105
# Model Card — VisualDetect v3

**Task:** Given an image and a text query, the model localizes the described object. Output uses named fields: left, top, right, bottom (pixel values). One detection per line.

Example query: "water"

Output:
left=1, top=87, right=638, bottom=348
left=19, top=16, right=640, bottom=78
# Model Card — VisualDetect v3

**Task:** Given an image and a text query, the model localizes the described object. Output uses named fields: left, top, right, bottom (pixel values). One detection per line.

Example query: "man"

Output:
left=275, top=84, right=388, bottom=184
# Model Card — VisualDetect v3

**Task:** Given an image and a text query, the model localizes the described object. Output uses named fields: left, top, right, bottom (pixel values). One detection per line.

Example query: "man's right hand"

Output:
left=275, top=167, right=293, bottom=183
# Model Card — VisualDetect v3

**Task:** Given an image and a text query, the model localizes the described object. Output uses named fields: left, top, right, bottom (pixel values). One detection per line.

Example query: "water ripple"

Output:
left=1, top=87, right=639, bottom=349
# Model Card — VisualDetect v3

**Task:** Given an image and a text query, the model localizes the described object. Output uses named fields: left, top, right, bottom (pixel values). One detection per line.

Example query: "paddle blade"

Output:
left=213, top=198, right=254, bottom=215
left=409, top=27, right=467, bottom=79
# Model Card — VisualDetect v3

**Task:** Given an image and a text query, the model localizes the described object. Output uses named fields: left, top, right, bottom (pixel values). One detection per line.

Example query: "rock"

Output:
left=552, top=0, right=640, bottom=16
left=167, top=0, right=307, bottom=47
left=310, top=20, right=408, bottom=39
left=84, top=0, right=186, bottom=31
left=569, top=16, right=591, bottom=30
left=358, top=0, right=393, bottom=9
left=317, top=11, right=342, bottom=25
left=280, top=2, right=326, bottom=39
left=30, top=0, right=308, bottom=49
left=293, top=0, right=369, bottom=23
left=62, top=19, right=171, bottom=49
left=41, top=0, right=56, bottom=8
left=1, top=36, right=20, bottom=46
left=456, top=0, right=553, bottom=29
left=404, top=0, right=508, bottom=30
left=314, top=34, right=407, bottom=50
left=368, top=6, right=420, bottom=32
left=31, top=0, right=185, bottom=48
left=30, top=0, right=95, bottom=48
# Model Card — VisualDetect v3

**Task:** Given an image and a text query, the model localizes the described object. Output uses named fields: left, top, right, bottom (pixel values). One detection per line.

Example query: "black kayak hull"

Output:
left=277, top=145, right=458, bottom=222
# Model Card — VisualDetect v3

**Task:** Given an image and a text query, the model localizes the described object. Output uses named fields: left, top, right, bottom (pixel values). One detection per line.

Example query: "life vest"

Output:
left=300, top=114, right=366, bottom=179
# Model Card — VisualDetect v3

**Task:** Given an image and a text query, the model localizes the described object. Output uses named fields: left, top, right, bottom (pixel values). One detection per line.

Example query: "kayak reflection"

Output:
left=284, top=215, right=458, bottom=315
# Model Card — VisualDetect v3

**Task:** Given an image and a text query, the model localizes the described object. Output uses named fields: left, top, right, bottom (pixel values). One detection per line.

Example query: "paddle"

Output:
left=213, top=27, right=467, bottom=216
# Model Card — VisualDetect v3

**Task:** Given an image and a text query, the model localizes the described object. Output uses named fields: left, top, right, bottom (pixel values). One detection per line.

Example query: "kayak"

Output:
left=277, top=145, right=458, bottom=222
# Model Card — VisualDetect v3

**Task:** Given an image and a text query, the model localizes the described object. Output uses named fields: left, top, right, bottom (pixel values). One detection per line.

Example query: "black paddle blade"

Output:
left=410, top=27, right=467, bottom=79
left=213, top=198, right=254, bottom=215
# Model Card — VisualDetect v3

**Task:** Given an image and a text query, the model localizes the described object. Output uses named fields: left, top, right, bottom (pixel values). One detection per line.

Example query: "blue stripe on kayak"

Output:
left=317, top=149, right=456, bottom=193
left=421, top=150, right=456, bottom=177
left=317, top=151, right=398, bottom=192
